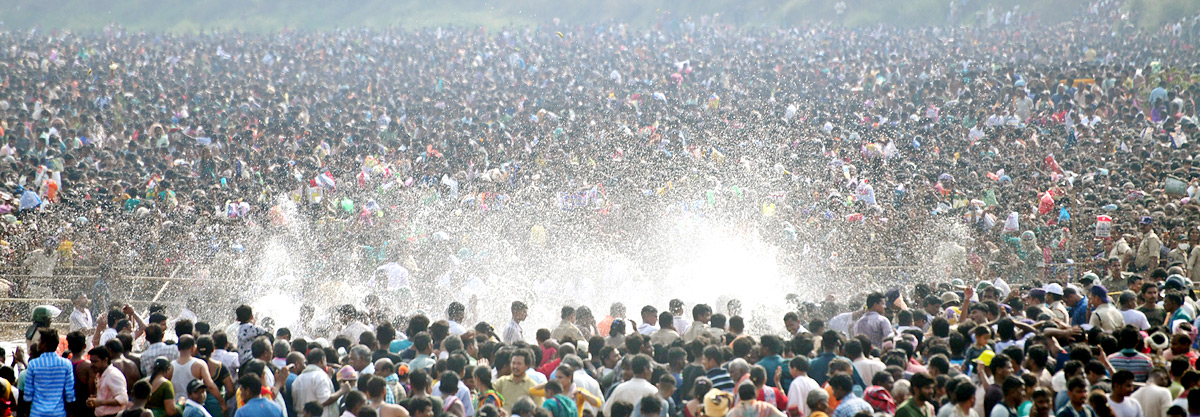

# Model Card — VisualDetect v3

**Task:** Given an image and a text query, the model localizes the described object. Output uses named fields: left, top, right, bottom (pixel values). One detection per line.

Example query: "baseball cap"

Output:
left=1044, top=283, right=1064, bottom=296
left=1080, top=273, right=1098, bottom=285
left=1140, top=216, right=1154, bottom=225
left=187, top=379, right=207, bottom=394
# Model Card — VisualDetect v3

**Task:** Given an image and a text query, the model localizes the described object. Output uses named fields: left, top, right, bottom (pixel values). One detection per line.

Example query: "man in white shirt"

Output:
left=447, top=302, right=468, bottom=336
left=786, top=357, right=821, bottom=417
left=292, top=349, right=352, bottom=417
left=1117, top=291, right=1150, bottom=330
left=604, top=355, right=658, bottom=417
left=502, top=301, right=528, bottom=344
left=670, top=299, right=691, bottom=336
left=69, top=293, right=93, bottom=334
left=1107, top=370, right=1144, bottom=417
left=637, top=305, right=659, bottom=335
left=1131, top=368, right=1172, bottom=417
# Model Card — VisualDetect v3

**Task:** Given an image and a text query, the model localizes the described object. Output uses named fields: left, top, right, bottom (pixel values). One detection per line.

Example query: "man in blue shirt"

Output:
left=1065, top=287, right=1088, bottom=326
left=25, top=328, right=76, bottom=417
left=830, top=374, right=873, bottom=417
left=235, top=375, right=285, bottom=417
left=810, top=331, right=865, bottom=388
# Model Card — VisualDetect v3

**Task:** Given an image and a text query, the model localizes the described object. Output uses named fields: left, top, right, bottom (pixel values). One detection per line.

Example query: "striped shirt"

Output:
left=24, top=353, right=76, bottom=417
left=706, top=367, right=735, bottom=393
left=1107, top=351, right=1154, bottom=383
left=140, top=342, right=180, bottom=376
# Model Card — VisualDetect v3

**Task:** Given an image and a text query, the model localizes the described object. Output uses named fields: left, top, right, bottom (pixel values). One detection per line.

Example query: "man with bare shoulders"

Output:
left=366, top=375, right=411, bottom=417
left=173, top=335, right=228, bottom=416
left=105, top=338, right=141, bottom=393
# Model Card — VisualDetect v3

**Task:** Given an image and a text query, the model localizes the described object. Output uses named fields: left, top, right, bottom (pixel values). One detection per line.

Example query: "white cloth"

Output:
left=604, top=378, right=658, bottom=417
left=637, top=322, right=658, bottom=335
left=69, top=308, right=93, bottom=333
left=852, top=357, right=886, bottom=387
left=99, top=328, right=118, bottom=346
left=573, top=370, right=603, bottom=416
left=1120, top=309, right=1151, bottom=330
left=293, top=364, right=337, bottom=417
left=673, top=316, right=691, bottom=336
left=502, top=319, right=524, bottom=344
left=213, top=349, right=240, bottom=376
left=1131, top=385, right=1172, bottom=417
left=787, top=375, right=821, bottom=416
left=1107, top=397, right=1144, bottom=417
left=448, top=321, right=468, bottom=336
left=339, top=321, right=372, bottom=343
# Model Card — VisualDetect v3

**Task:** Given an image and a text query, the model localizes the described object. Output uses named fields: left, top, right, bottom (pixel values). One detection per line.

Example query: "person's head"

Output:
left=236, top=305, right=254, bottom=323
left=175, top=319, right=194, bottom=337
left=910, top=372, right=935, bottom=402
left=610, top=303, right=627, bottom=319
left=412, top=332, right=433, bottom=354
left=953, top=380, right=976, bottom=408
left=238, top=374, right=263, bottom=403
left=737, top=381, right=757, bottom=402
left=1112, top=370, right=1136, bottom=398
left=438, top=371, right=460, bottom=395
left=145, top=323, right=165, bottom=344
left=656, top=373, right=677, bottom=398
left=1031, top=388, right=1052, bottom=415
left=989, top=352, right=1013, bottom=381
left=1067, top=377, right=1089, bottom=406
left=829, top=374, right=854, bottom=400
left=343, top=390, right=368, bottom=416
left=73, top=292, right=89, bottom=310
left=872, top=371, right=895, bottom=392
left=89, top=346, right=112, bottom=374
left=692, top=304, right=712, bottom=323
left=151, top=357, right=173, bottom=380
left=638, top=395, right=663, bottom=417
left=406, top=396, right=434, bottom=417
left=303, top=402, right=324, bottom=417
left=1171, top=333, right=1193, bottom=355
left=692, top=376, right=714, bottom=400
left=972, top=325, right=992, bottom=346
left=510, top=348, right=533, bottom=377
left=186, top=379, right=207, bottom=404
left=1002, top=375, right=1025, bottom=406
left=631, top=354, right=652, bottom=379
left=702, top=345, right=722, bottom=370
left=789, top=356, right=810, bottom=377
left=863, top=292, right=886, bottom=313
left=658, top=312, right=674, bottom=330
left=806, top=385, right=830, bottom=413
left=177, top=334, right=197, bottom=357
left=447, top=302, right=466, bottom=322
left=561, top=306, right=576, bottom=322
left=641, top=305, right=658, bottom=325
left=511, top=398, right=538, bottom=417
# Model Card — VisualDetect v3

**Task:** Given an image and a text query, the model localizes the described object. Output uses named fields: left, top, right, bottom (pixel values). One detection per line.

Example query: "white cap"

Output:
left=1044, top=283, right=1064, bottom=296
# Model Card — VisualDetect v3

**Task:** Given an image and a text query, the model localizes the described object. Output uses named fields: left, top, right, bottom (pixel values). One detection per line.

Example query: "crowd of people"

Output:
left=9, top=3, right=1200, bottom=417
left=0, top=0, right=1199, bottom=307
left=14, top=271, right=1200, bottom=417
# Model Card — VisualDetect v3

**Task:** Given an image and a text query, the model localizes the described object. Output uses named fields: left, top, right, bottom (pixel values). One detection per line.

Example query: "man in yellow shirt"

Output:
left=495, top=349, right=541, bottom=412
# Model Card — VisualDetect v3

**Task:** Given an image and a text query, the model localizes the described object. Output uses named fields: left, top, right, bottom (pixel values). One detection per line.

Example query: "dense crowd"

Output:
left=11, top=3, right=1200, bottom=417
left=1, top=0, right=1200, bottom=305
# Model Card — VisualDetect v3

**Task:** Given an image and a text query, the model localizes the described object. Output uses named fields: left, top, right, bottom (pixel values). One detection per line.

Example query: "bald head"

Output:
left=286, top=351, right=306, bottom=374
left=375, top=358, right=396, bottom=377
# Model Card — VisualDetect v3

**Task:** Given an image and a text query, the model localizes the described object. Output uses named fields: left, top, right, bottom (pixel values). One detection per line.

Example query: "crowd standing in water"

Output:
left=10, top=2, right=1200, bottom=417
